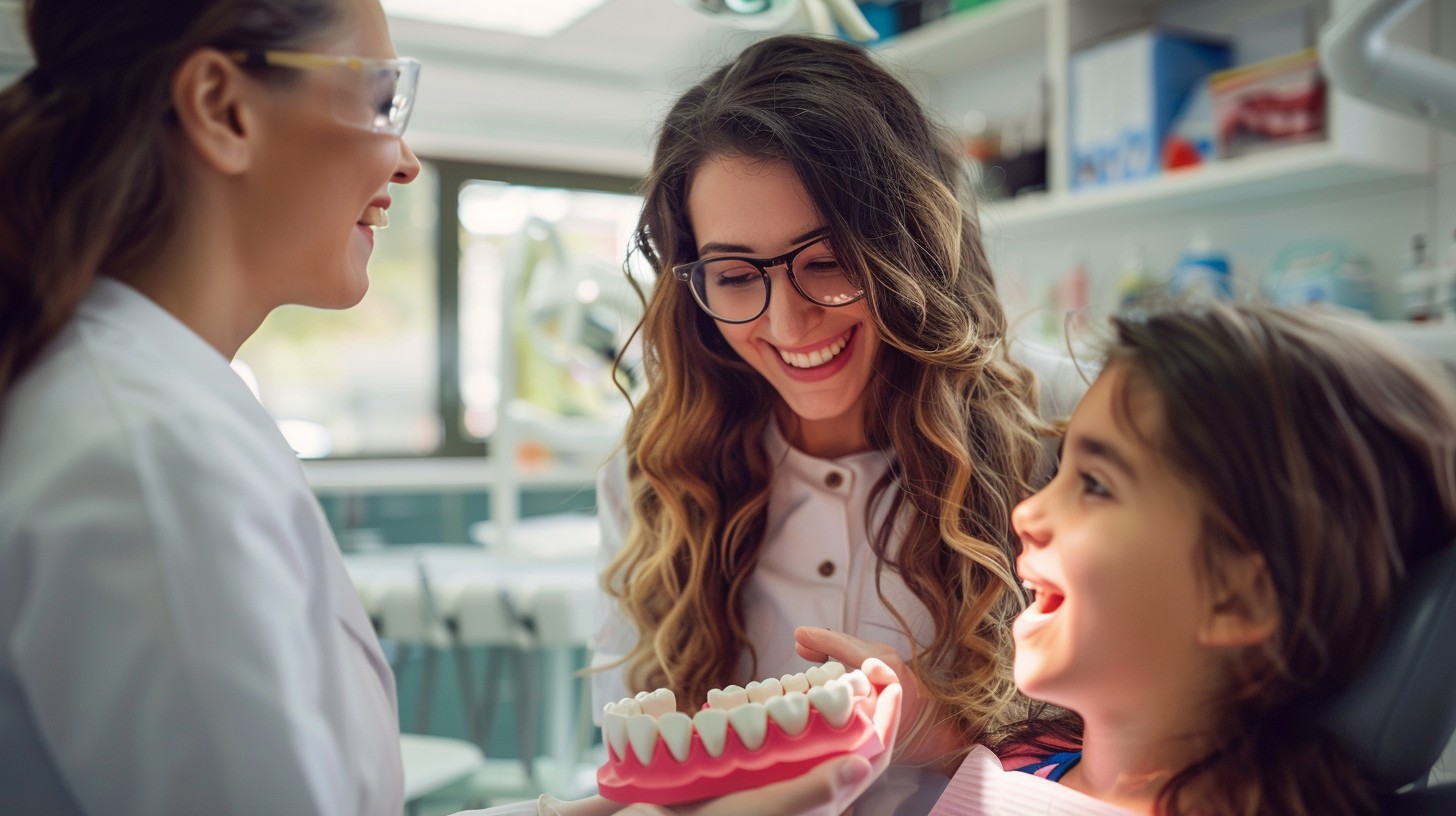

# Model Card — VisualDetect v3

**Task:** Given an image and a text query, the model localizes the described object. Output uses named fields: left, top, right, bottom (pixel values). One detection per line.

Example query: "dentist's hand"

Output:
left=795, top=627, right=963, bottom=775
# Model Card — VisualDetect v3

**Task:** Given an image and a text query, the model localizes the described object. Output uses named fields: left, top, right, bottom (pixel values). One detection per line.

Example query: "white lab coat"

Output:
left=0, top=278, right=403, bottom=816
left=589, top=338, right=1088, bottom=815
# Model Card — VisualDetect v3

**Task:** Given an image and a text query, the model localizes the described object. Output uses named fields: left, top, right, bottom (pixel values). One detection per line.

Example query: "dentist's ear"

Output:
left=170, top=48, right=256, bottom=175
left=1198, top=551, right=1279, bottom=648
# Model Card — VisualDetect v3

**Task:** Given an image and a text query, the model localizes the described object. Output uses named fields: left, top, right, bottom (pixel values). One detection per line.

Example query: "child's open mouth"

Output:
left=1028, top=582, right=1065, bottom=614
left=1015, top=577, right=1066, bottom=639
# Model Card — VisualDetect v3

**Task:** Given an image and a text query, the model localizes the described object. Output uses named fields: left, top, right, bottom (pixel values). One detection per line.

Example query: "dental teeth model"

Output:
left=597, top=660, right=887, bottom=805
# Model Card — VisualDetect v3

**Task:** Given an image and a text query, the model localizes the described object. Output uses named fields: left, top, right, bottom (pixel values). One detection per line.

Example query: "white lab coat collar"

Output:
left=762, top=414, right=893, bottom=493
left=78, top=276, right=271, bottom=423
left=81, top=276, right=231, bottom=366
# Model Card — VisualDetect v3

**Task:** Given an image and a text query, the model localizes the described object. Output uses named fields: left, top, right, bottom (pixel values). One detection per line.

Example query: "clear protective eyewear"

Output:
left=229, top=49, right=420, bottom=136
left=673, top=234, right=865, bottom=324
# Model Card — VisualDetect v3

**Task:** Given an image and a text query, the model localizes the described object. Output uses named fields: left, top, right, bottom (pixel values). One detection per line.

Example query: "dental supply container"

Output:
left=1264, top=240, right=1374, bottom=315
left=1169, top=232, right=1233, bottom=300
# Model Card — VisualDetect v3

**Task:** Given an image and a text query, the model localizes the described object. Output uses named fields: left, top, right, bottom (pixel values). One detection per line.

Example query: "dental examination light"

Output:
left=1321, top=0, right=1456, bottom=132
left=676, top=0, right=879, bottom=41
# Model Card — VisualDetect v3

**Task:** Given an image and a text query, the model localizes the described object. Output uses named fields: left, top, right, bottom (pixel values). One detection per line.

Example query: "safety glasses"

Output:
left=229, top=49, right=420, bottom=136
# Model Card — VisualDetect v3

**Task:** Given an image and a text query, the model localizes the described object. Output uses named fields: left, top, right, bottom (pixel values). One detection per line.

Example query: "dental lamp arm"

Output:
left=1320, top=0, right=1456, bottom=131
left=806, top=0, right=879, bottom=42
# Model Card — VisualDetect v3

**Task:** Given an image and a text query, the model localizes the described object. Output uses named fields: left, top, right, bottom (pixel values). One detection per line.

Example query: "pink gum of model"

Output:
left=597, top=683, right=887, bottom=805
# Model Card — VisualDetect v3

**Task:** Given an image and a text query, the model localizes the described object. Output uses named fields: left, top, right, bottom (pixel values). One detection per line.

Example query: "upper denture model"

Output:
left=597, top=660, right=888, bottom=805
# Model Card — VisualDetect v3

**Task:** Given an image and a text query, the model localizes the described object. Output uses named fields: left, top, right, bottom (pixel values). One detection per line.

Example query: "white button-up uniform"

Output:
left=590, top=341, right=1085, bottom=815
left=0, top=279, right=402, bottom=816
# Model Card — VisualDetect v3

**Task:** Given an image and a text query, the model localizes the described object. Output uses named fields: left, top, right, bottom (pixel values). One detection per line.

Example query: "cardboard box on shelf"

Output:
left=1069, top=28, right=1231, bottom=190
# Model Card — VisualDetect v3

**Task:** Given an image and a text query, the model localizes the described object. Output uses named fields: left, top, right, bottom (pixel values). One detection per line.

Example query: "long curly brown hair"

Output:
left=602, top=34, right=1055, bottom=755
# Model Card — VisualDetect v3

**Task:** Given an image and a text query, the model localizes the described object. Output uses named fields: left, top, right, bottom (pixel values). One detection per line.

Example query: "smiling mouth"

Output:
left=358, top=206, right=390, bottom=229
left=777, top=327, right=853, bottom=369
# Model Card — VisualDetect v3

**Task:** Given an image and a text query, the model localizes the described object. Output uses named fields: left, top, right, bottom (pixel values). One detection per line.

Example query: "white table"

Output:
left=401, top=732, right=486, bottom=803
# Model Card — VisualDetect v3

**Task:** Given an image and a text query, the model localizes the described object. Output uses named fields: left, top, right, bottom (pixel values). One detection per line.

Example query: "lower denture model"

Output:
left=597, top=660, right=887, bottom=805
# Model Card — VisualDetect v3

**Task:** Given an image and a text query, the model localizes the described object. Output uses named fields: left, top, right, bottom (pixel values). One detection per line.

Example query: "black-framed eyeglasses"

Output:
left=672, top=235, right=865, bottom=324
left=227, top=49, right=420, bottom=136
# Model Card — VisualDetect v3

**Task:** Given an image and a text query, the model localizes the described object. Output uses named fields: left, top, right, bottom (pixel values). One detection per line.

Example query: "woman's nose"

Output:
left=762, top=264, right=820, bottom=338
left=394, top=139, right=422, bottom=184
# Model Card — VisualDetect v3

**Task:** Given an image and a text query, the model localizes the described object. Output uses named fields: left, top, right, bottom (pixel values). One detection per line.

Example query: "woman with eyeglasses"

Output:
left=591, top=34, right=1083, bottom=814
left=0, top=0, right=419, bottom=813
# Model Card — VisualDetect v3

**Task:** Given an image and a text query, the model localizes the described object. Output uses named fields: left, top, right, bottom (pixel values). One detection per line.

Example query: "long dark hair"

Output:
left=0, top=0, right=338, bottom=393
left=605, top=34, right=1053, bottom=752
left=1106, top=302, right=1456, bottom=815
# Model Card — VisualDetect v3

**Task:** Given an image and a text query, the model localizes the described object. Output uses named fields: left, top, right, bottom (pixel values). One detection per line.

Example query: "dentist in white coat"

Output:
left=0, top=0, right=420, bottom=813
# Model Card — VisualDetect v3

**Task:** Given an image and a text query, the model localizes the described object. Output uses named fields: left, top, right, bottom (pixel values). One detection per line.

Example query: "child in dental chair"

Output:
left=804, top=301, right=1456, bottom=815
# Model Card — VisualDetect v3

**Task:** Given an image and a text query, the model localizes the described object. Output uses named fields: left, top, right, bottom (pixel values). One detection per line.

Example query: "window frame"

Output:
left=426, top=158, right=643, bottom=459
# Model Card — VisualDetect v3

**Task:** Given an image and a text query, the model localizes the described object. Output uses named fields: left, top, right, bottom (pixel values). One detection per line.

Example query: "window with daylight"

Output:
left=236, top=159, right=649, bottom=460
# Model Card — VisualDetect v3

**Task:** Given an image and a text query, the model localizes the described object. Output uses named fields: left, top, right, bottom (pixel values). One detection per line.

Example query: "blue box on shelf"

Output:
left=1069, top=28, right=1231, bottom=190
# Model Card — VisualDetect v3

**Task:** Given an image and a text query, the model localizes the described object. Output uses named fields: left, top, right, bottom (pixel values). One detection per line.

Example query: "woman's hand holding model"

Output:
left=796, top=627, right=964, bottom=774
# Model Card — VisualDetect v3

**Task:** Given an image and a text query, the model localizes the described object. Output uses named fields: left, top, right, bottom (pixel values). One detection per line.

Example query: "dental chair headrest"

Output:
left=1318, top=544, right=1456, bottom=790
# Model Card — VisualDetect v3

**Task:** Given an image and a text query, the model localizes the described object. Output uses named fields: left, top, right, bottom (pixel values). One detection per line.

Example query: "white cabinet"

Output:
left=877, top=0, right=1434, bottom=234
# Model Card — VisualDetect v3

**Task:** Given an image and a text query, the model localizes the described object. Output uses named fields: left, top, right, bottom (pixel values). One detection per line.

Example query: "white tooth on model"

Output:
left=808, top=680, right=854, bottom=728
left=822, top=661, right=846, bottom=680
left=765, top=692, right=811, bottom=736
left=728, top=702, right=769, bottom=751
left=706, top=684, right=748, bottom=710
left=806, top=665, right=831, bottom=687
left=781, top=673, right=810, bottom=693
left=657, top=711, right=693, bottom=762
left=639, top=688, right=676, bottom=718
left=616, top=697, right=643, bottom=717
left=603, top=710, right=629, bottom=762
left=693, top=709, right=729, bottom=758
left=746, top=677, right=783, bottom=704
left=626, top=714, right=660, bottom=765
left=843, top=669, right=872, bottom=697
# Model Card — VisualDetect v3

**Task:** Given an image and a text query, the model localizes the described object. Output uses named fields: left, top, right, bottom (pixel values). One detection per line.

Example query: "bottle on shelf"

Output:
left=1058, top=250, right=1091, bottom=334
left=1115, top=244, right=1157, bottom=317
left=1397, top=234, right=1435, bottom=322
left=1169, top=231, right=1233, bottom=301
left=1440, top=228, right=1456, bottom=322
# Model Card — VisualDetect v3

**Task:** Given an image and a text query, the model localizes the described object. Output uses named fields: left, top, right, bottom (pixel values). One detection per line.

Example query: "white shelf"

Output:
left=877, top=0, right=1050, bottom=76
left=982, top=140, right=1430, bottom=233
left=873, top=0, right=1436, bottom=239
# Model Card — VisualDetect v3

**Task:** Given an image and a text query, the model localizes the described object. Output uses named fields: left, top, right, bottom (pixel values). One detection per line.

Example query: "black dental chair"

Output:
left=1319, top=544, right=1456, bottom=814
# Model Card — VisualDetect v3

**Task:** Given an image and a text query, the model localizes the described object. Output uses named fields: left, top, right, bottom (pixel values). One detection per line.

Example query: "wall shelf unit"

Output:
left=985, top=139, right=1430, bottom=233
left=873, top=0, right=1436, bottom=238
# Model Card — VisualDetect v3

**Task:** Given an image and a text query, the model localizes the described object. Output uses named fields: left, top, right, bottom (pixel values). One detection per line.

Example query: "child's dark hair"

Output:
left=1105, top=301, right=1456, bottom=815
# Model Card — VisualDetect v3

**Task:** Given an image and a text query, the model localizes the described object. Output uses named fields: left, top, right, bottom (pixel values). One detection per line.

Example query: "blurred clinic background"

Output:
left=4, top=0, right=1455, bottom=812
